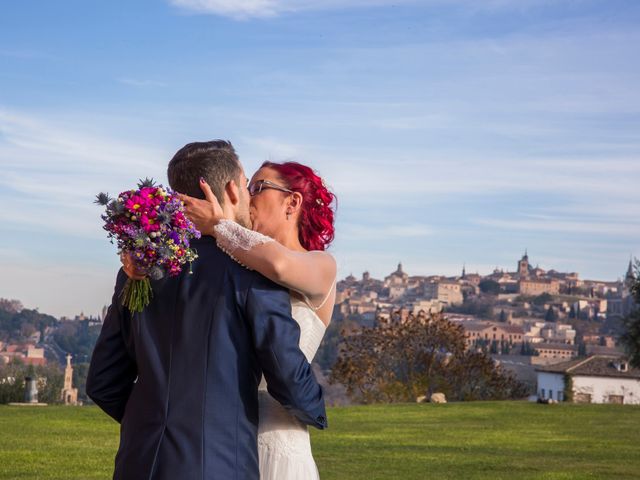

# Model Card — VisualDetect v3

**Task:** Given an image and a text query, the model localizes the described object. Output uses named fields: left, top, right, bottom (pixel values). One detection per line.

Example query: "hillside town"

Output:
left=331, top=252, right=638, bottom=402
left=1, top=252, right=638, bottom=405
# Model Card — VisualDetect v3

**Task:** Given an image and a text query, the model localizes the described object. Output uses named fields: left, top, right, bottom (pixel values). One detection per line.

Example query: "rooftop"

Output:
left=536, top=355, right=640, bottom=379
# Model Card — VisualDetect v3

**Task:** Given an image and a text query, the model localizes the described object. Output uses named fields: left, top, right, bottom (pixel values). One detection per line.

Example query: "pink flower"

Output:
left=125, top=194, right=151, bottom=213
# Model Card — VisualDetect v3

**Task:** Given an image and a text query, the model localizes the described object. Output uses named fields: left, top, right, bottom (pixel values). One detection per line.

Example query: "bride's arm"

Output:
left=214, top=219, right=336, bottom=301
left=181, top=180, right=336, bottom=302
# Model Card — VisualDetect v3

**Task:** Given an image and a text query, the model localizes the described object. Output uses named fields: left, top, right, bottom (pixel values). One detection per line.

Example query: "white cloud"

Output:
left=474, top=217, right=640, bottom=238
left=168, top=0, right=412, bottom=18
left=340, top=223, right=433, bottom=239
left=168, top=0, right=558, bottom=19
left=0, top=109, right=168, bottom=237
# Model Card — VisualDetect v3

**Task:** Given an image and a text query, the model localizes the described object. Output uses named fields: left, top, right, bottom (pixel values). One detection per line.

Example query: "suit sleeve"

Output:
left=244, top=275, right=327, bottom=429
left=86, top=269, right=137, bottom=423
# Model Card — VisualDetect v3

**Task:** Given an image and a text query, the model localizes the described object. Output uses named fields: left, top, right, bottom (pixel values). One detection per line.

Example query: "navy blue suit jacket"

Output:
left=86, top=237, right=327, bottom=480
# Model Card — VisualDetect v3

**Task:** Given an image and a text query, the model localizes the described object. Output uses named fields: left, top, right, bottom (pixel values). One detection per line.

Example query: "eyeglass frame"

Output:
left=248, top=179, right=294, bottom=197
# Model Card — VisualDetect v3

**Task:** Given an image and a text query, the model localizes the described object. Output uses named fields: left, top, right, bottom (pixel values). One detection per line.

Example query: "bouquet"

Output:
left=95, top=178, right=201, bottom=312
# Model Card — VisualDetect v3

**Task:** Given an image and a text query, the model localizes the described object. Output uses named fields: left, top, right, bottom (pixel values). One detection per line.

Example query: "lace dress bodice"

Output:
left=257, top=297, right=327, bottom=479
left=259, top=298, right=326, bottom=391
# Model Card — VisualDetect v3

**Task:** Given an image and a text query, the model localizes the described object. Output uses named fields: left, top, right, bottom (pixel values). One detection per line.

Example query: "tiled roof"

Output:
left=534, top=343, right=577, bottom=351
left=536, top=355, right=640, bottom=379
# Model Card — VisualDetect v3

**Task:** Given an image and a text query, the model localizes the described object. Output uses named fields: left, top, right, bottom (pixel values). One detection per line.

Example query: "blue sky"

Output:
left=1, top=0, right=639, bottom=318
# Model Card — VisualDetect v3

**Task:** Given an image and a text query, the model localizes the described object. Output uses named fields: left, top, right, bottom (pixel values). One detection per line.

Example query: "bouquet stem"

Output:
left=121, top=278, right=153, bottom=313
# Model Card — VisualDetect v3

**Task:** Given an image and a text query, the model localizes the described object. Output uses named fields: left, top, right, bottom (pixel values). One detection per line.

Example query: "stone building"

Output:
left=519, top=279, right=560, bottom=296
left=536, top=356, right=640, bottom=404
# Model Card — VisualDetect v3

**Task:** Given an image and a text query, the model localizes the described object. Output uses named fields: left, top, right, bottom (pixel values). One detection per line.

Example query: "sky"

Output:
left=1, top=0, right=639, bottom=318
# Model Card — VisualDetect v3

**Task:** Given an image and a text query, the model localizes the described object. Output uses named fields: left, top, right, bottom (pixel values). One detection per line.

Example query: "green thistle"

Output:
left=107, top=199, right=126, bottom=215
left=94, top=192, right=112, bottom=206
left=138, top=177, right=157, bottom=188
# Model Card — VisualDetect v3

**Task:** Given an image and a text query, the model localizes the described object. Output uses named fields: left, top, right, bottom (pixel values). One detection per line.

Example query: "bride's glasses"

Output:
left=248, top=180, right=293, bottom=197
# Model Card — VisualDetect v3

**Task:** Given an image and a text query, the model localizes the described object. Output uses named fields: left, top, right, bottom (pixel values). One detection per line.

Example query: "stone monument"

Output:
left=60, top=353, right=79, bottom=405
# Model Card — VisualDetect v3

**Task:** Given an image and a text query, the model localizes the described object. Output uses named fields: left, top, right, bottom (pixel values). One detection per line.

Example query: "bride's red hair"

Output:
left=261, top=161, right=336, bottom=251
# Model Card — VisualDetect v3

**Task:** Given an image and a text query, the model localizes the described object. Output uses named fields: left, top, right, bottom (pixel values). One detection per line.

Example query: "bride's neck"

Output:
left=275, top=227, right=306, bottom=252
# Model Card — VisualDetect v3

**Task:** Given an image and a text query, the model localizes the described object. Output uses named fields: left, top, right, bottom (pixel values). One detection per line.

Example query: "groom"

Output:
left=86, top=140, right=327, bottom=480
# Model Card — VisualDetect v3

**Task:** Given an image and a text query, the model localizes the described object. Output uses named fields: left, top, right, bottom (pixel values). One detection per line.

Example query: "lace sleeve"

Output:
left=213, top=219, right=275, bottom=269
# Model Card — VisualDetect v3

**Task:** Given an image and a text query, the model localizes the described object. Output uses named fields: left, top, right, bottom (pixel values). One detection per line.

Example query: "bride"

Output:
left=123, top=160, right=337, bottom=479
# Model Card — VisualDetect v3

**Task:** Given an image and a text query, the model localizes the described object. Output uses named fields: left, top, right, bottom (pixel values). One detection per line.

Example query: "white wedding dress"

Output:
left=257, top=296, right=327, bottom=480
left=211, top=220, right=330, bottom=479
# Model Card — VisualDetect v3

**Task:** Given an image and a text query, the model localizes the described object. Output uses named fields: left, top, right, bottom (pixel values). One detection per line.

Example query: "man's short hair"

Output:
left=167, top=140, right=242, bottom=204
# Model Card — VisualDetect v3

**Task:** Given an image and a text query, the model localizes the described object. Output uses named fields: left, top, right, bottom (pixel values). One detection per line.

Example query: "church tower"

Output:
left=61, top=354, right=78, bottom=406
left=518, top=250, right=530, bottom=278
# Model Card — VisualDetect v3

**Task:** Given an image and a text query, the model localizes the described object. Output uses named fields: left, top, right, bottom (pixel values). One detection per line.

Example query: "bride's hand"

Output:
left=178, top=178, right=225, bottom=237
left=120, top=252, right=148, bottom=280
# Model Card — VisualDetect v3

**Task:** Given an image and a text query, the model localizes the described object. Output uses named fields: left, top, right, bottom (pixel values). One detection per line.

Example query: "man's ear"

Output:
left=225, top=179, right=240, bottom=206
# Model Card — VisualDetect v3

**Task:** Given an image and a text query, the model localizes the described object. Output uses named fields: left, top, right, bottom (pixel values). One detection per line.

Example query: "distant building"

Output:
left=422, top=281, right=464, bottom=306
left=519, top=279, right=560, bottom=296
left=454, top=320, right=524, bottom=348
left=533, top=343, right=577, bottom=361
left=0, top=343, right=46, bottom=366
left=518, top=250, right=530, bottom=278
left=536, top=356, right=640, bottom=404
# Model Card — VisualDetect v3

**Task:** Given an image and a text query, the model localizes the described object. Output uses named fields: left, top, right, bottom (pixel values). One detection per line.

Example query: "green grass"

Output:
left=1, top=402, right=638, bottom=479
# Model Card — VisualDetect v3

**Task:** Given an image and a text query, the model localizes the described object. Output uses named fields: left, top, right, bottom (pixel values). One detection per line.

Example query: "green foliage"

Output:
left=446, top=298, right=495, bottom=320
left=73, top=363, right=91, bottom=403
left=0, top=361, right=64, bottom=404
left=563, top=374, right=573, bottom=402
left=53, top=320, right=102, bottom=364
left=479, top=279, right=500, bottom=295
left=331, top=312, right=527, bottom=403
left=315, top=315, right=362, bottom=371
left=520, top=341, right=538, bottom=356
left=0, top=308, right=57, bottom=343
left=533, top=293, right=554, bottom=306
left=620, top=260, right=640, bottom=368
left=577, top=341, right=588, bottom=357
left=545, top=305, right=558, bottom=322
left=620, top=309, right=640, bottom=368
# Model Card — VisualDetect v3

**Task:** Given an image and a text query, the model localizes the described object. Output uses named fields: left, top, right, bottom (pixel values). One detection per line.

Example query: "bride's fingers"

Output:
left=177, top=193, right=193, bottom=206
left=199, top=178, right=219, bottom=206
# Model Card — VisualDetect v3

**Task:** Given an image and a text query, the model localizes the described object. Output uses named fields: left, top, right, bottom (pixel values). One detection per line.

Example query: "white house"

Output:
left=535, top=355, right=640, bottom=404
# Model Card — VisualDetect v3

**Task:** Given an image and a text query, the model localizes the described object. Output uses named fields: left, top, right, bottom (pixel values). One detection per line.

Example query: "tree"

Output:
left=533, top=293, right=553, bottom=306
left=330, top=311, right=528, bottom=403
left=621, top=310, right=640, bottom=367
left=0, top=360, right=63, bottom=404
left=498, top=309, right=507, bottom=323
left=545, top=306, right=557, bottom=322
left=577, top=342, right=587, bottom=357
left=479, top=280, right=500, bottom=295
left=620, top=260, right=640, bottom=367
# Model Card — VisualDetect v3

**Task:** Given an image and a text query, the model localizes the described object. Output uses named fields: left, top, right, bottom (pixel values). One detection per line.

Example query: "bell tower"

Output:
left=518, top=250, right=530, bottom=278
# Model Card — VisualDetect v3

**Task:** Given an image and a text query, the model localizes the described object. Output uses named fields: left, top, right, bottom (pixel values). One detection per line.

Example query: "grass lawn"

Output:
left=0, top=401, right=638, bottom=479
